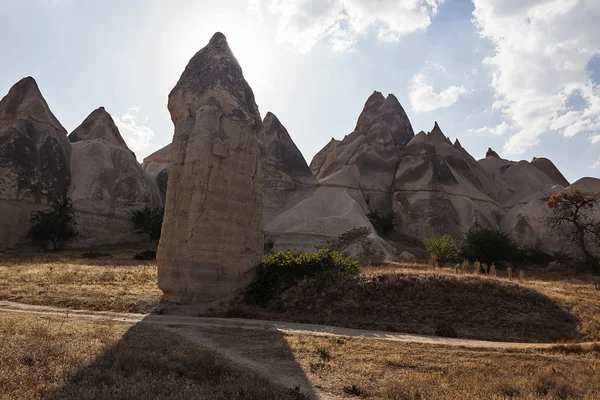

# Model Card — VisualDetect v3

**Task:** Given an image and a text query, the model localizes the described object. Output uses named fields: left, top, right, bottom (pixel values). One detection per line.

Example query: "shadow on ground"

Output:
left=228, top=272, right=582, bottom=343
left=43, top=316, right=319, bottom=400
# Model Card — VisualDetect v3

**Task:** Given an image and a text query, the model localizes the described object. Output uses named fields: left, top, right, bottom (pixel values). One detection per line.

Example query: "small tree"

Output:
left=424, top=234, right=459, bottom=265
left=545, top=188, right=600, bottom=270
left=29, top=197, right=78, bottom=250
left=367, top=210, right=397, bottom=235
left=461, top=226, right=522, bottom=265
left=130, top=206, right=164, bottom=242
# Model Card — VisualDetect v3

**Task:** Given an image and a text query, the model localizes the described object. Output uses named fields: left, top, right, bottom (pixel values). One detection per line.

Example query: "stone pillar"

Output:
left=157, top=32, right=263, bottom=304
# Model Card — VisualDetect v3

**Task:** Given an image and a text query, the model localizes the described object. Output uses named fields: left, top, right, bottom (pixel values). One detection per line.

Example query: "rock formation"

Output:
left=68, top=108, right=162, bottom=246
left=0, top=77, right=71, bottom=249
left=309, top=138, right=340, bottom=175
left=261, top=112, right=317, bottom=224
left=157, top=32, right=264, bottom=304
left=142, top=144, right=171, bottom=203
left=315, top=91, right=415, bottom=211
left=392, top=123, right=504, bottom=239
left=69, top=107, right=134, bottom=156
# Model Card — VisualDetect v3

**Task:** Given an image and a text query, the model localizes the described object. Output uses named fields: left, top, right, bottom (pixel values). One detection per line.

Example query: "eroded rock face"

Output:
left=157, top=32, right=263, bottom=304
left=0, top=77, right=71, bottom=249
left=68, top=119, right=162, bottom=247
left=69, top=107, right=134, bottom=157
left=309, top=138, right=340, bottom=176
left=142, top=144, right=171, bottom=203
left=261, top=112, right=317, bottom=224
left=392, top=123, right=505, bottom=239
left=316, top=91, right=415, bottom=211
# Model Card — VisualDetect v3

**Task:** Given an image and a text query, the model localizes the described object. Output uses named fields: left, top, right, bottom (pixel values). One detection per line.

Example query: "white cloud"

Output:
left=472, top=0, right=600, bottom=155
left=409, top=73, right=468, bottom=112
left=469, top=121, right=511, bottom=136
left=249, top=0, right=444, bottom=52
left=112, top=106, right=158, bottom=159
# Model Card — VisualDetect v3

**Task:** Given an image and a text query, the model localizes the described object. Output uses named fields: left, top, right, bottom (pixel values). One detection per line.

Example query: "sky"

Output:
left=1, top=0, right=599, bottom=183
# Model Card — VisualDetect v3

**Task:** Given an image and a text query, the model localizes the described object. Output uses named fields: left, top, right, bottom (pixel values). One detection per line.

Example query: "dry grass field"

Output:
left=1, top=250, right=599, bottom=344
left=198, top=326, right=600, bottom=399
left=0, top=248, right=161, bottom=313
left=0, top=313, right=308, bottom=400
left=230, top=263, right=600, bottom=343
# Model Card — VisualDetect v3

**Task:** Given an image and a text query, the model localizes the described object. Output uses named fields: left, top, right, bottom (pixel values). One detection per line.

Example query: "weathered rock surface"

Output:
left=309, top=138, right=340, bottom=176
left=69, top=107, right=134, bottom=156
left=261, top=112, right=317, bottom=224
left=0, top=77, right=71, bottom=249
left=142, top=144, right=171, bottom=203
left=157, top=32, right=264, bottom=304
left=479, top=150, right=569, bottom=208
left=315, top=92, right=415, bottom=212
left=392, top=123, right=505, bottom=239
left=68, top=109, right=162, bottom=246
left=267, top=186, right=396, bottom=262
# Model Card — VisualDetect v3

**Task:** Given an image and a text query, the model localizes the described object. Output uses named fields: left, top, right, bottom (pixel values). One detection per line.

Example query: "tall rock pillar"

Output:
left=157, top=32, right=263, bottom=304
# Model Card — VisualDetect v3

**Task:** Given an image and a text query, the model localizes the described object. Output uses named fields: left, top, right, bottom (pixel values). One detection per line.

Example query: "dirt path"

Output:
left=0, top=300, right=572, bottom=349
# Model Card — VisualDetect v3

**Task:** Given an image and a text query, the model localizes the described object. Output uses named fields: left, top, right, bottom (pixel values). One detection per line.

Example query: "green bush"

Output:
left=244, top=249, right=361, bottom=306
left=423, top=234, right=459, bottom=265
left=367, top=210, right=397, bottom=235
left=130, top=206, right=164, bottom=242
left=461, top=226, right=522, bottom=265
left=29, top=197, right=78, bottom=250
left=133, top=250, right=157, bottom=261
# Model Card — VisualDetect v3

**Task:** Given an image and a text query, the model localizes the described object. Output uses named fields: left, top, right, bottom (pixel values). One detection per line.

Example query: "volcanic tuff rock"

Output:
left=261, top=112, right=317, bottom=224
left=478, top=153, right=569, bottom=208
left=392, top=123, right=504, bottom=239
left=314, top=91, right=415, bottom=211
left=68, top=108, right=162, bottom=246
left=309, top=138, right=340, bottom=175
left=0, top=77, right=71, bottom=249
left=157, top=32, right=264, bottom=304
left=69, top=107, right=134, bottom=157
left=142, top=143, right=171, bottom=203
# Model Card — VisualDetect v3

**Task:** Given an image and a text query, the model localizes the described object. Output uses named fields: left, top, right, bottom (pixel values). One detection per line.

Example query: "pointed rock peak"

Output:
left=406, top=130, right=431, bottom=147
left=486, top=147, right=500, bottom=158
left=209, top=32, right=228, bottom=45
left=428, top=121, right=447, bottom=143
left=69, top=107, right=133, bottom=155
left=169, top=32, right=260, bottom=124
left=262, top=111, right=289, bottom=140
left=453, top=138, right=463, bottom=149
left=366, top=91, right=385, bottom=105
left=0, top=76, right=66, bottom=133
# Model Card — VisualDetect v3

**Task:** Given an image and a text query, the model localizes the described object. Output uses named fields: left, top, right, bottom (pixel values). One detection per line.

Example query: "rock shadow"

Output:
left=43, top=315, right=318, bottom=400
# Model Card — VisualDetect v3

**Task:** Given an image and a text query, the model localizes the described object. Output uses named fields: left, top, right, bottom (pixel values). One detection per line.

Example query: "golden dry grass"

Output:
left=0, top=249, right=161, bottom=313
left=0, top=313, right=309, bottom=400
left=199, top=327, right=600, bottom=399
left=232, top=262, right=600, bottom=343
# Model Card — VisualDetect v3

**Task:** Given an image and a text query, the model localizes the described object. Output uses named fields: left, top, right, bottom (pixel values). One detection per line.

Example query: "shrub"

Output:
left=423, top=235, right=459, bottom=265
left=461, top=226, right=522, bottom=265
left=367, top=210, right=397, bottom=235
left=81, top=251, right=111, bottom=259
left=244, top=249, right=361, bottom=306
left=133, top=250, right=157, bottom=261
left=130, top=206, right=164, bottom=242
left=29, top=197, right=78, bottom=250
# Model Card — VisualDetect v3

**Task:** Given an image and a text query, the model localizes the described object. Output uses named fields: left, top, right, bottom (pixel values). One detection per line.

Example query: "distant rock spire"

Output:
left=69, top=107, right=134, bottom=157
left=486, top=147, right=500, bottom=159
